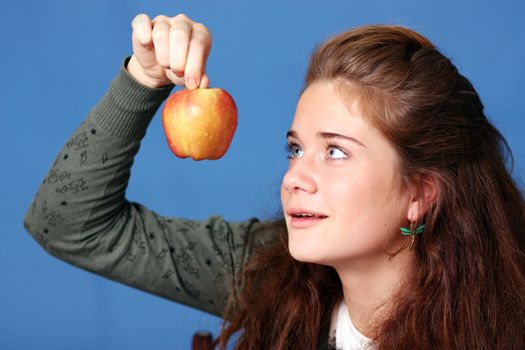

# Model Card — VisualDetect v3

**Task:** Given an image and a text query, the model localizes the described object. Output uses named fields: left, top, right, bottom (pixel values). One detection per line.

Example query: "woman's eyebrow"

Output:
left=286, top=130, right=365, bottom=147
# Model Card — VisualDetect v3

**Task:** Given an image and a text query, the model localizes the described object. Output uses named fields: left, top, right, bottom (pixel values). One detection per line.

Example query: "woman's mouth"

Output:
left=287, top=209, right=329, bottom=229
left=290, top=215, right=328, bottom=228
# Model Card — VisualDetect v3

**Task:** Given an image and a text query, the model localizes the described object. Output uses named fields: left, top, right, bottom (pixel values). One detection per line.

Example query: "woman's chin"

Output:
left=288, top=240, right=326, bottom=264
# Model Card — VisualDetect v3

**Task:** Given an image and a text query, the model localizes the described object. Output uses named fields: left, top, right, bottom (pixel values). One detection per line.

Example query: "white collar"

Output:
left=329, top=299, right=374, bottom=350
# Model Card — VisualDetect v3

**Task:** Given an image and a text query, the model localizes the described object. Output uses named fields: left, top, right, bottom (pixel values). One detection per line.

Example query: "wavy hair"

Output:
left=218, top=25, right=525, bottom=349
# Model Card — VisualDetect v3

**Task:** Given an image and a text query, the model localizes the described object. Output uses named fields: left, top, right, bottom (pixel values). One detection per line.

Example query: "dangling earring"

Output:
left=400, top=221, right=425, bottom=251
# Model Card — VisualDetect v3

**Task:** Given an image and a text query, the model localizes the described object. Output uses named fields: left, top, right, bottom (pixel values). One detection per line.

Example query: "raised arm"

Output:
left=23, top=13, right=263, bottom=317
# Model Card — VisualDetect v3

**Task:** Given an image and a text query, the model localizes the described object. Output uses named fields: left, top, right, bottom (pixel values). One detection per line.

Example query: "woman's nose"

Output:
left=282, top=159, right=318, bottom=194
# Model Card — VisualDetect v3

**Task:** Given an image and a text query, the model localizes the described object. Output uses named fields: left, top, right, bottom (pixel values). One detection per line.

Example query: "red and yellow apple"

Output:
left=162, top=87, right=238, bottom=160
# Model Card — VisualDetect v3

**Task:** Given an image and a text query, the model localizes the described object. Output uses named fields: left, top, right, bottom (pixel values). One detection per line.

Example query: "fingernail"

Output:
left=134, top=14, right=144, bottom=23
left=186, top=78, right=198, bottom=90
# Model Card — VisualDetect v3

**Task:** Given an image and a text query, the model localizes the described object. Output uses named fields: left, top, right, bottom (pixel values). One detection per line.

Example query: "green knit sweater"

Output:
left=23, top=56, right=267, bottom=318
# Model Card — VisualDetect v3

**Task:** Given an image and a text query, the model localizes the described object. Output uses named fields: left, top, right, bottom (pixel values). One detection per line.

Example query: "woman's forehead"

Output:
left=292, top=82, right=374, bottom=138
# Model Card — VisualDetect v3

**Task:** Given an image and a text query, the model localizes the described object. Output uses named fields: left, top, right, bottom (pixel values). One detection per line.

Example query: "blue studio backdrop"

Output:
left=1, top=1, right=524, bottom=349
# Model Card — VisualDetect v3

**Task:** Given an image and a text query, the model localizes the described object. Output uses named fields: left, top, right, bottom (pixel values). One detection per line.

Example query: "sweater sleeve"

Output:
left=23, top=56, right=264, bottom=317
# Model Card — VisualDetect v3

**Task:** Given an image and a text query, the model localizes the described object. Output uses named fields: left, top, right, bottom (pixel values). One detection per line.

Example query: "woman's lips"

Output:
left=285, top=208, right=329, bottom=229
left=290, top=215, right=328, bottom=229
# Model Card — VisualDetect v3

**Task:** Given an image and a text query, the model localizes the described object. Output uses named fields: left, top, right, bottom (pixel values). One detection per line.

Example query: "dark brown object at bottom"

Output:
left=192, top=331, right=214, bottom=350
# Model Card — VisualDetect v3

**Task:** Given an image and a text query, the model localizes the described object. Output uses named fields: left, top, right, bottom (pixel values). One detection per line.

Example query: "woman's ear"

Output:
left=406, top=173, right=438, bottom=221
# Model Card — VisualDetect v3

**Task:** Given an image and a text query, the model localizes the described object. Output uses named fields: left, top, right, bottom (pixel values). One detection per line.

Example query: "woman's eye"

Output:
left=285, top=142, right=303, bottom=159
left=327, top=146, right=347, bottom=160
left=285, top=142, right=347, bottom=160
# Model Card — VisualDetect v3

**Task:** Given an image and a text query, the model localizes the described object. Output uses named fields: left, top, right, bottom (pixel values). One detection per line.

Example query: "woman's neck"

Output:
left=334, top=248, right=415, bottom=338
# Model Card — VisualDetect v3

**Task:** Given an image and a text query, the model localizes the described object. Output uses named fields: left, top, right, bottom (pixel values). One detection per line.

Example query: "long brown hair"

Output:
left=217, top=25, right=525, bottom=349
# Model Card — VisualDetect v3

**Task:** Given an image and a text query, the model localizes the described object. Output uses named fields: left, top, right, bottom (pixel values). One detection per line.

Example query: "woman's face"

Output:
left=280, top=81, right=411, bottom=267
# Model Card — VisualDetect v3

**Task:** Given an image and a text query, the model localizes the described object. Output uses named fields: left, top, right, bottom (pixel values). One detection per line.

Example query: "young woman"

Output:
left=24, top=13, right=525, bottom=350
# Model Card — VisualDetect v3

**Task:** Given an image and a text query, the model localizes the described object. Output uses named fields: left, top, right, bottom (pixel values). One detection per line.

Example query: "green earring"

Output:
left=400, top=222, right=425, bottom=251
left=399, top=223, right=425, bottom=236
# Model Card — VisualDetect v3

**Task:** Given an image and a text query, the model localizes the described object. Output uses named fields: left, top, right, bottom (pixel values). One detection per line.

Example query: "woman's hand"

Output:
left=127, top=13, right=212, bottom=89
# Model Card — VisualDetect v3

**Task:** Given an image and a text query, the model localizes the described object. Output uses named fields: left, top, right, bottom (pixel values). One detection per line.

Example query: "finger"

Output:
left=131, top=13, right=153, bottom=48
left=168, top=21, right=192, bottom=79
left=183, top=24, right=212, bottom=89
left=165, top=69, right=185, bottom=86
left=198, top=60, right=209, bottom=88
left=151, top=15, right=172, bottom=69
left=199, top=73, right=210, bottom=89
left=131, top=31, right=157, bottom=70
left=131, top=14, right=159, bottom=69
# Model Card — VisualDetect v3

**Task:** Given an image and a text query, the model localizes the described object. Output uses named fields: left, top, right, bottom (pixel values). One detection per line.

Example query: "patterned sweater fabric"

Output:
left=23, top=56, right=265, bottom=318
left=23, top=56, right=335, bottom=349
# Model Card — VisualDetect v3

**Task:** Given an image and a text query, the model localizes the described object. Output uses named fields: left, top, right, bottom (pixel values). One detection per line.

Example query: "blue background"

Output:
left=1, top=0, right=524, bottom=349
